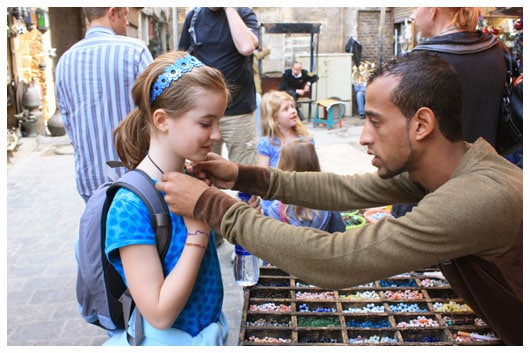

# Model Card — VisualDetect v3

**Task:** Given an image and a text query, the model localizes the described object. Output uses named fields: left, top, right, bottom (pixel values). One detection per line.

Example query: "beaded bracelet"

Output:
left=185, top=242, right=207, bottom=250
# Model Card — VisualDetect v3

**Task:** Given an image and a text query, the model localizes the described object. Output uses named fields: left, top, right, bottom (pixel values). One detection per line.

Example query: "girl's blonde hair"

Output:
left=260, top=90, right=312, bottom=144
left=277, top=140, right=321, bottom=221
left=113, top=51, right=229, bottom=170
left=442, top=7, right=481, bottom=32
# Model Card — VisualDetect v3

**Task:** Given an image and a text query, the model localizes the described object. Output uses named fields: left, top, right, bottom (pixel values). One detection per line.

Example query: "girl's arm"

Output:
left=119, top=217, right=210, bottom=329
left=257, top=154, right=271, bottom=168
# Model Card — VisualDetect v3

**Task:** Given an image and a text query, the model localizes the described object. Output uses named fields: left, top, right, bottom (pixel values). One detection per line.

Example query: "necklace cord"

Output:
left=147, top=154, right=165, bottom=174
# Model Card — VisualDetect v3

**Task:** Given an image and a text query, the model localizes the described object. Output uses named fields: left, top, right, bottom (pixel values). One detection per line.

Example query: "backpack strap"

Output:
left=109, top=169, right=171, bottom=258
left=102, top=169, right=171, bottom=345
left=187, top=7, right=202, bottom=53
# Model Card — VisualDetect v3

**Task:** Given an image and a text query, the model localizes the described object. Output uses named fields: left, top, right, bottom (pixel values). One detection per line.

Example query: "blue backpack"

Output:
left=75, top=166, right=171, bottom=345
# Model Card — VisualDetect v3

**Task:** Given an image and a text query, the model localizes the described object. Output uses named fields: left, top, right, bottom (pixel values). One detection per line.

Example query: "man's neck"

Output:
left=410, top=140, right=469, bottom=192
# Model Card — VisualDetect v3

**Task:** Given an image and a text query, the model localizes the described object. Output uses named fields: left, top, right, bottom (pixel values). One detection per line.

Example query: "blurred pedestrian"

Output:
left=55, top=7, right=153, bottom=202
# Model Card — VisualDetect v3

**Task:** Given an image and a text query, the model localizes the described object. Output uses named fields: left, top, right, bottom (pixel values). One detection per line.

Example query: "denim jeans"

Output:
left=353, top=83, right=366, bottom=116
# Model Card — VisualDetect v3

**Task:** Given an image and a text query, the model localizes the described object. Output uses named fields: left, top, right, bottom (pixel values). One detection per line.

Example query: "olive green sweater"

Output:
left=194, top=138, right=523, bottom=345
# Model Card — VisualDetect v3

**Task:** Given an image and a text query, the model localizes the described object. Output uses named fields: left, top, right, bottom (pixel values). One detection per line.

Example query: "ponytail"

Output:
left=113, top=108, right=150, bottom=170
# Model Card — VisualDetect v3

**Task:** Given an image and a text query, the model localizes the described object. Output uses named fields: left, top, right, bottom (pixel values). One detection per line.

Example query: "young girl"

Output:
left=267, top=140, right=346, bottom=232
left=103, top=51, right=229, bottom=345
left=257, top=90, right=314, bottom=215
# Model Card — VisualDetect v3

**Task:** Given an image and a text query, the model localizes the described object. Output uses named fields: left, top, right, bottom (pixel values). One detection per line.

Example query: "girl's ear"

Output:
left=152, top=109, right=169, bottom=133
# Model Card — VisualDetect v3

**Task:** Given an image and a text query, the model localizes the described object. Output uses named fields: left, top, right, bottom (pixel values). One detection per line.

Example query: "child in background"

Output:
left=257, top=90, right=314, bottom=215
left=104, top=51, right=229, bottom=345
left=268, top=140, right=346, bottom=232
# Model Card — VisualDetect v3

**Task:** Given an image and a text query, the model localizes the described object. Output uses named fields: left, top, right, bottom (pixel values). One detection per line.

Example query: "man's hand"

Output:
left=186, top=153, right=239, bottom=189
left=156, top=172, right=209, bottom=217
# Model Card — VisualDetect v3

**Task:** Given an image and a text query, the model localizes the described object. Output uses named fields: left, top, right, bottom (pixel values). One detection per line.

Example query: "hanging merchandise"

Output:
left=36, top=8, right=49, bottom=33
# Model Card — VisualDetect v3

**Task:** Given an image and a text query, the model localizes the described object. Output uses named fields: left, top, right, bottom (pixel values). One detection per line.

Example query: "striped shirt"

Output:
left=55, top=26, right=153, bottom=198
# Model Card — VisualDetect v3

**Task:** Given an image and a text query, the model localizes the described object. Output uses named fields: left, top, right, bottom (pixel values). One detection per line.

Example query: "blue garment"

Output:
left=103, top=311, right=228, bottom=346
left=55, top=26, right=153, bottom=198
left=105, top=186, right=224, bottom=338
left=257, top=136, right=314, bottom=215
left=255, top=93, right=262, bottom=136
left=268, top=201, right=346, bottom=233
left=353, top=83, right=366, bottom=116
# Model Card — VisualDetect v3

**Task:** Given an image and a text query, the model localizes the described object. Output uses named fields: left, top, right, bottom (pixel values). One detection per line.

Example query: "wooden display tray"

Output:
left=239, top=267, right=502, bottom=345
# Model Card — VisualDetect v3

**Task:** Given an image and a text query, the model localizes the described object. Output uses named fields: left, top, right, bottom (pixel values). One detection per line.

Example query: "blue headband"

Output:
left=150, top=54, right=204, bottom=104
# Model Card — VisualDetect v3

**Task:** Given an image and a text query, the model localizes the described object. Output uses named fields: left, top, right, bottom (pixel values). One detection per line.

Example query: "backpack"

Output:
left=413, top=37, right=523, bottom=156
left=496, top=48, right=523, bottom=155
left=76, top=166, right=171, bottom=345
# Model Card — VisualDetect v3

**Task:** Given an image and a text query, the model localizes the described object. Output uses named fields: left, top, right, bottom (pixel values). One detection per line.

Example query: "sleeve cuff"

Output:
left=194, top=187, right=238, bottom=234
left=234, top=164, right=271, bottom=197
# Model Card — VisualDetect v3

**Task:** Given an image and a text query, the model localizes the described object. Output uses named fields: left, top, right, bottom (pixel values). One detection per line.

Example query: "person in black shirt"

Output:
left=278, top=61, right=319, bottom=120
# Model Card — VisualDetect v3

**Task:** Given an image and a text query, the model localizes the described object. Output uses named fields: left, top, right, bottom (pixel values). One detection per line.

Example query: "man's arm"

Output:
left=225, top=7, right=258, bottom=56
left=177, top=10, right=193, bottom=51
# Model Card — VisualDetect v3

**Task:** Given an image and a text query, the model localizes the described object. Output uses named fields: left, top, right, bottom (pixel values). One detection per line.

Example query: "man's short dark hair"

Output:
left=368, top=51, right=463, bottom=142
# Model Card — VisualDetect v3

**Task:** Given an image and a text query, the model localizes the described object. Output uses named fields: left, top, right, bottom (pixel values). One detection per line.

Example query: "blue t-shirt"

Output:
left=105, top=187, right=223, bottom=336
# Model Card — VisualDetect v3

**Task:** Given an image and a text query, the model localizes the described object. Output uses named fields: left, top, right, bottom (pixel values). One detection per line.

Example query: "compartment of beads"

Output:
left=440, top=313, right=488, bottom=328
left=245, top=313, right=293, bottom=328
left=345, top=315, right=392, bottom=329
left=393, top=314, right=441, bottom=328
left=296, top=301, right=338, bottom=313
left=244, top=328, right=294, bottom=344
left=347, top=329, right=400, bottom=344
left=400, top=328, right=451, bottom=345
left=256, top=276, right=291, bottom=287
left=338, top=289, right=382, bottom=301
left=297, top=328, right=344, bottom=344
left=249, top=287, right=291, bottom=299
left=424, top=288, right=459, bottom=300
left=450, top=328, right=501, bottom=345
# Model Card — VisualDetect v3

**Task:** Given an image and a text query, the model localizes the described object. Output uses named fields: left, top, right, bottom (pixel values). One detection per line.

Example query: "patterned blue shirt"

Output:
left=55, top=26, right=153, bottom=197
left=105, top=187, right=224, bottom=336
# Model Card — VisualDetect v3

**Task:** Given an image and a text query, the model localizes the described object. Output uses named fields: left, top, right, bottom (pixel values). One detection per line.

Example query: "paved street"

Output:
left=5, top=116, right=374, bottom=346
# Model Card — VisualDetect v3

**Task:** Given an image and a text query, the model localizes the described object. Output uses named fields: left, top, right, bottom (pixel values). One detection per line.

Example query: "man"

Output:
left=278, top=61, right=319, bottom=120
left=178, top=7, right=259, bottom=166
left=156, top=52, right=523, bottom=345
left=55, top=7, right=153, bottom=202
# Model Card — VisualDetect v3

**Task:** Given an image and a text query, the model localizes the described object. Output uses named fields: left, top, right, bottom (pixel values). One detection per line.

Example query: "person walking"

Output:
left=55, top=7, right=153, bottom=202
left=155, top=51, right=523, bottom=345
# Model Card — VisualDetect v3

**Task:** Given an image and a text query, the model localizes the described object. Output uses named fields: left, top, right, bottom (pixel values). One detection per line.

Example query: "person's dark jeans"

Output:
left=391, top=203, right=416, bottom=218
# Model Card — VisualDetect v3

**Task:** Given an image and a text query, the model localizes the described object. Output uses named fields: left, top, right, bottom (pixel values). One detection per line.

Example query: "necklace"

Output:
left=437, top=25, right=457, bottom=36
left=147, top=154, right=164, bottom=174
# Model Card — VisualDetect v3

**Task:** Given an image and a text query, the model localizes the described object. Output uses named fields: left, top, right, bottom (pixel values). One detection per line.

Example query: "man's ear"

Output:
left=152, top=109, right=169, bottom=133
left=107, top=7, right=117, bottom=20
left=413, top=107, right=436, bottom=141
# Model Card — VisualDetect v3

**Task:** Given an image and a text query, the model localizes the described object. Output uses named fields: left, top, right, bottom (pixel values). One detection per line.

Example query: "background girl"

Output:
left=257, top=90, right=314, bottom=215
left=104, top=51, right=229, bottom=345
left=267, top=140, right=346, bottom=233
